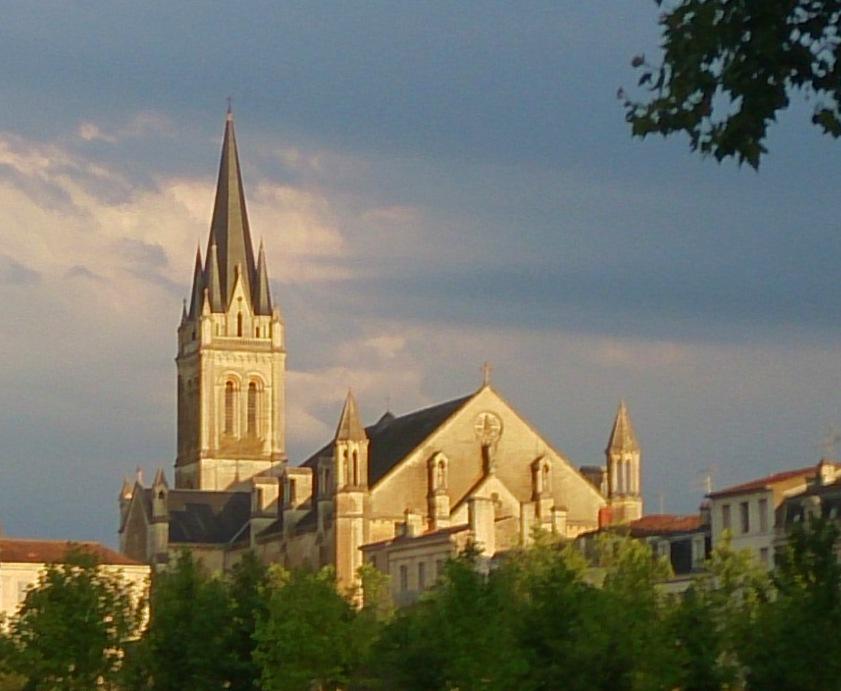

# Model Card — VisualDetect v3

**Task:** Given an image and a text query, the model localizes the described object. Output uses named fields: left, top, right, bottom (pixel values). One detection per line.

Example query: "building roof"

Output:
left=627, top=514, right=704, bottom=537
left=707, top=465, right=827, bottom=499
left=361, top=524, right=468, bottom=551
left=254, top=239, right=272, bottom=315
left=335, top=390, right=366, bottom=442
left=303, top=393, right=473, bottom=486
left=606, top=400, right=640, bottom=454
left=204, top=110, right=263, bottom=313
left=165, top=489, right=251, bottom=544
left=0, top=538, right=143, bottom=566
left=187, top=246, right=204, bottom=319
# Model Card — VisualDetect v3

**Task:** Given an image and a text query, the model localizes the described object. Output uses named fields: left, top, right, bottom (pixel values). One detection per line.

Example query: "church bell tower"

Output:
left=606, top=400, right=642, bottom=523
left=175, top=109, right=286, bottom=490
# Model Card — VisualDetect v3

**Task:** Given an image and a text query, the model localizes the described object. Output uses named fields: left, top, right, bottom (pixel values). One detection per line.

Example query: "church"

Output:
left=118, top=112, right=644, bottom=596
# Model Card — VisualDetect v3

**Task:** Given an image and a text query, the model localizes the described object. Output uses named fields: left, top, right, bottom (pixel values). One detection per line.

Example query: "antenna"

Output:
left=694, top=466, right=716, bottom=495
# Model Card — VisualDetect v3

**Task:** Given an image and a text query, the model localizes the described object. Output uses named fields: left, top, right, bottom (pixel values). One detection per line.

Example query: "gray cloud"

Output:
left=0, top=254, right=39, bottom=285
left=0, top=4, right=839, bottom=547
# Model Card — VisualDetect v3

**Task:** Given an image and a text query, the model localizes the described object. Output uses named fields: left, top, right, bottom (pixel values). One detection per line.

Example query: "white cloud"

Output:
left=77, top=122, right=117, bottom=143
left=76, top=112, right=175, bottom=144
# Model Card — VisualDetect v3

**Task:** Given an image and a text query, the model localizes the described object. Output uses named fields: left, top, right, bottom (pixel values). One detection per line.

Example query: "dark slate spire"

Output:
left=205, top=241, right=223, bottom=312
left=254, top=239, right=272, bottom=315
left=188, top=245, right=204, bottom=319
left=206, top=109, right=257, bottom=310
left=606, top=400, right=640, bottom=454
left=335, top=390, right=367, bottom=442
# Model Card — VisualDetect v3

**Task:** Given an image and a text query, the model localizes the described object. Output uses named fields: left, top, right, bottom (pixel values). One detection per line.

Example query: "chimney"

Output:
left=403, top=509, right=423, bottom=538
left=819, top=459, right=836, bottom=486
left=468, top=497, right=495, bottom=556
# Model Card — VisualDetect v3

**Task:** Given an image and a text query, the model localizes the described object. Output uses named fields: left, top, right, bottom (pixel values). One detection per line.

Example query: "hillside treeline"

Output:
left=1, top=520, right=840, bottom=690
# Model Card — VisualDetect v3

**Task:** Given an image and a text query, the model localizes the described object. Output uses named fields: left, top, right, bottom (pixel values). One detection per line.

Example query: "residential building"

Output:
left=707, top=461, right=839, bottom=568
left=0, top=538, right=149, bottom=621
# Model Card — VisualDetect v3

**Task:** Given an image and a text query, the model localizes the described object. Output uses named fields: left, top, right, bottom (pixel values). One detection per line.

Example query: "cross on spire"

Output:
left=226, top=96, right=233, bottom=117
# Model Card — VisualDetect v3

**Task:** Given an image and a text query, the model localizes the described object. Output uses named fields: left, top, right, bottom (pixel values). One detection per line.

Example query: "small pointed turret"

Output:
left=254, top=239, right=272, bottom=315
left=606, top=400, right=640, bottom=454
left=153, top=467, right=169, bottom=489
left=119, top=477, right=134, bottom=500
left=335, top=390, right=367, bottom=442
left=205, top=242, right=223, bottom=312
left=188, top=246, right=204, bottom=319
left=605, top=399, right=643, bottom=523
left=206, top=110, right=257, bottom=310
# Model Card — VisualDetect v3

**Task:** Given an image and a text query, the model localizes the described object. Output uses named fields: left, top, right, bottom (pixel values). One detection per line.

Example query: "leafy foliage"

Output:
left=5, top=527, right=841, bottom=690
left=4, top=547, right=143, bottom=690
left=226, top=552, right=270, bottom=691
left=742, top=517, right=841, bottom=690
left=624, top=0, right=841, bottom=167
left=139, top=550, right=237, bottom=690
left=253, top=567, right=366, bottom=691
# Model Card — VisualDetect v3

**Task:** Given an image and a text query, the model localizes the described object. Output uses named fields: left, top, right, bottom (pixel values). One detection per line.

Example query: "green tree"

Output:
left=510, top=537, right=602, bottom=691
left=5, top=546, right=143, bottom=690
left=254, top=567, right=363, bottom=691
left=225, top=551, right=269, bottom=691
left=583, top=534, right=675, bottom=691
left=624, top=0, right=841, bottom=167
left=742, top=517, right=841, bottom=690
left=140, top=551, right=235, bottom=690
left=375, top=547, right=528, bottom=691
left=668, top=535, right=771, bottom=690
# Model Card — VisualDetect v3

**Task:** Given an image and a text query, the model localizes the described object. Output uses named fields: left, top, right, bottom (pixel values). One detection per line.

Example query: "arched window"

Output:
left=342, top=449, right=349, bottom=486
left=237, top=312, right=243, bottom=337
left=224, top=381, right=235, bottom=435
left=352, top=450, right=359, bottom=486
left=542, top=464, right=551, bottom=493
left=247, top=382, right=258, bottom=436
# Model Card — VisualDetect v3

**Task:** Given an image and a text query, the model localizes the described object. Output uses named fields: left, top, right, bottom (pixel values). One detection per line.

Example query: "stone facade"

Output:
left=174, top=110, right=286, bottom=491
left=118, top=112, right=647, bottom=593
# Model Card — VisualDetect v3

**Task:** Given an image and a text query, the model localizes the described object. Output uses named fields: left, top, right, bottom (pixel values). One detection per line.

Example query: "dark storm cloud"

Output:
left=0, top=2, right=840, bottom=546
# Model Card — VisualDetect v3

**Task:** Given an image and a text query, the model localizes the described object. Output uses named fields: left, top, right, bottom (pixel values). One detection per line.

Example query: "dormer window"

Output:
left=428, top=453, right=449, bottom=493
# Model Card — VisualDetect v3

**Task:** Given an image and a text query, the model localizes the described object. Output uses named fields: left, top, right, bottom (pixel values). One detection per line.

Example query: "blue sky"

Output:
left=0, top=3, right=839, bottom=545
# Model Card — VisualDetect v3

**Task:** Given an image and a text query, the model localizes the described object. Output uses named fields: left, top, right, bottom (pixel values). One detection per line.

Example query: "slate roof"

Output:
left=303, top=393, right=473, bottom=486
left=165, top=489, right=251, bottom=544
left=779, top=472, right=841, bottom=526
left=0, top=539, right=143, bottom=566
left=606, top=400, right=640, bottom=453
left=360, top=524, right=468, bottom=551
left=207, top=110, right=258, bottom=310
left=335, top=390, right=366, bottom=442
